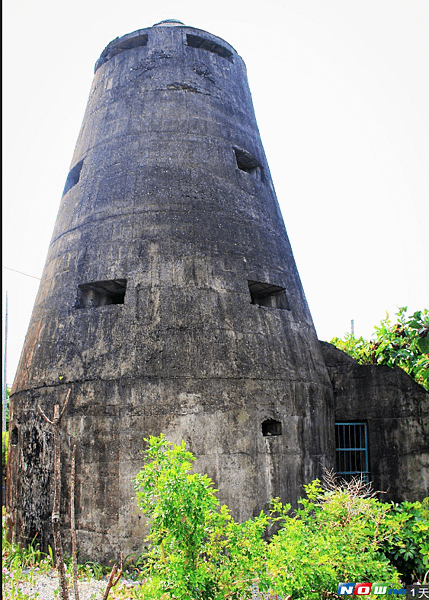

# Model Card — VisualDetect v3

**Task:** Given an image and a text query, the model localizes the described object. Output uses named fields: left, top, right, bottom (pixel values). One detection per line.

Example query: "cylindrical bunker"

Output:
left=7, top=20, right=335, bottom=561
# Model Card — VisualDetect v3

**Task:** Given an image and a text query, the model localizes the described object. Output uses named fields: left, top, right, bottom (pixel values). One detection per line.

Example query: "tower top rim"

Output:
left=94, top=24, right=240, bottom=73
left=152, top=19, right=185, bottom=27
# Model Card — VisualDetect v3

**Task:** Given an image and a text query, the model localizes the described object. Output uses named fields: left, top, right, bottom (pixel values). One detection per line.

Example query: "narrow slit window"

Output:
left=186, top=34, right=233, bottom=62
left=10, top=426, right=18, bottom=445
left=114, top=34, right=149, bottom=52
left=62, top=159, right=84, bottom=196
left=95, top=34, right=149, bottom=71
left=233, top=147, right=263, bottom=180
left=248, top=280, right=290, bottom=310
left=335, top=422, right=369, bottom=483
left=75, top=279, right=127, bottom=309
left=262, top=419, right=282, bottom=436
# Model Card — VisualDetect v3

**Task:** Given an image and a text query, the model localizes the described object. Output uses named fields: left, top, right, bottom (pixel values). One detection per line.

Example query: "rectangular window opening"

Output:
left=262, top=419, right=282, bottom=436
left=62, top=159, right=84, bottom=196
left=75, top=279, right=127, bottom=309
left=233, top=147, right=263, bottom=180
left=248, top=280, right=290, bottom=310
left=10, top=426, right=18, bottom=445
left=115, top=34, right=148, bottom=52
left=186, top=34, right=233, bottom=62
left=95, top=35, right=149, bottom=72
left=335, top=422, right=369, bottom=483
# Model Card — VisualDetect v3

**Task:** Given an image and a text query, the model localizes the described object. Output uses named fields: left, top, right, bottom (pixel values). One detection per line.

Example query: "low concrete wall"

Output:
left=321, top=342, right=429, bottom=502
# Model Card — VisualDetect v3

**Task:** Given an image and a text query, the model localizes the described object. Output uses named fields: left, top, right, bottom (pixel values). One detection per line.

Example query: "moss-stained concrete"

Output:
left=7, top=21, right=427, bottom=564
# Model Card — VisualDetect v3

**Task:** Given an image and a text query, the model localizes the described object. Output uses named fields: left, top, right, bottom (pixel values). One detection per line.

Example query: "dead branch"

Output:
left=37, top=389, right=71, bottom=427
left=102, top=552, right=124, bottom=600
left=321, top=466, right=383, bottom=499
left=70, top=444, right=79, bottom=600
left=102, top=565, right=117, bottom=600
left=37, top=389, right=71, bottom=600
left=321, top=468, right=339, bottom=493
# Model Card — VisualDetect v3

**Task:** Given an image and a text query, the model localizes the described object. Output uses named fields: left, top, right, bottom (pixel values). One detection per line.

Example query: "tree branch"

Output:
left=102, top=552, right=124, bottom=600
left=70, top=444, right=79, bottom=600
left=38, top=389, right=72, bottom=600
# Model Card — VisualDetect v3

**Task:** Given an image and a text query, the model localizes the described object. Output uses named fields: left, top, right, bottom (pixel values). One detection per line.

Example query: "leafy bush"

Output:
left=134, top=434, right=265, bottom=599
left=266, top=480, right=402, bottom=598
left=331, top=307, right=429, bottom=390
left=134, top=435, right=410, bottom=599
left=382, top=498, right=429, bottom=583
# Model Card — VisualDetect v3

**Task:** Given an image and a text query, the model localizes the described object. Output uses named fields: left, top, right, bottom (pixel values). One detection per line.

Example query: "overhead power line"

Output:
left=3, top=266, right=41, bottom=280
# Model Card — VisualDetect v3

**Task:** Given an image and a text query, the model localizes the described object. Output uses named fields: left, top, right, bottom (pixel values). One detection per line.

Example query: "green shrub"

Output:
left=382, top=499, right=429, bottom=583
left=266, top=480, right=401, bottom=598
left=134, top=434, right=262, bottom=599
left=134, top=436, right=408, bottom=599
left=330, top=307, right=429, bottom=390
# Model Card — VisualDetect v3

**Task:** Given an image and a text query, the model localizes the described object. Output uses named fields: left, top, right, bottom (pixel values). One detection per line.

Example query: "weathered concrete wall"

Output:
left=7, top=22, right=335, bottom=562
left=321, top=342, right=429, bottom=501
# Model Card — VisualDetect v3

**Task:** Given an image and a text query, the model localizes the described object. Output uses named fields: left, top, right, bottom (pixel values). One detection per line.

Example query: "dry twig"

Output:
left=38, top=389, right=71, bottom=600
left=70, top=444, right=79, bottom=600
left=102, top=552, right=124, bottom=600
left=321, top=467, right=382, bottom=499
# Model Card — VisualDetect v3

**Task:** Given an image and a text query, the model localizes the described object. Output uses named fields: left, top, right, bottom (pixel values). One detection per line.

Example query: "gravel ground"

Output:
left=4, top=571, right=281, bottom=599
left=3, top=570, right=137, bottom=599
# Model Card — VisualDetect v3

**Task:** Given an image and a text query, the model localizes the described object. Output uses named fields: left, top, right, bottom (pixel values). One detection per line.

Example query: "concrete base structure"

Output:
left=321, top=342, right=429, bottom=503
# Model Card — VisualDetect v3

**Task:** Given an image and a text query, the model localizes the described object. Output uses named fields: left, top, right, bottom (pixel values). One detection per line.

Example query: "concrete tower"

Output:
left=7, top=20, right=335, bottom=561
